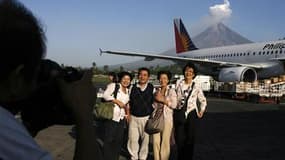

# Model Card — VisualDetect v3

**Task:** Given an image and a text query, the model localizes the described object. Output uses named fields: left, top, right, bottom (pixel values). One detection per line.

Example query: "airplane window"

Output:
left=241, top=53, right=243, bottom=56
left=271, top=51, right=274, bottom=54
left=280, top=50, right=282, bottom=54
left=231, top=54, right=232, bottom=57
left=263, top=51, right=265, bottom=55
left=267, top=51, right=269, bottom=55
left=259, top=51, right=261, bottom=55
left=234, top=53, right=235, bottom=56
left=247, top=52, right=249, bottom=55
left=275, top=50, right=278, bottom=54
left=253, top=52, right=256, bottom=55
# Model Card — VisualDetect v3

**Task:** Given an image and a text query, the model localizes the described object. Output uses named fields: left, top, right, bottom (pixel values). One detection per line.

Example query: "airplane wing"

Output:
left=99, top=49, right=264, bottom=69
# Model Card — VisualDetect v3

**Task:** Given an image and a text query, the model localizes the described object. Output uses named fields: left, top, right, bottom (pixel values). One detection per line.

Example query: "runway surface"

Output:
left=35, top=97, right=285, bottom=160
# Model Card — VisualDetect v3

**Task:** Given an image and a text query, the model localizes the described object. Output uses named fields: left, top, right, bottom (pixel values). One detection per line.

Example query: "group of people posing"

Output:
left=102, top=63, right=207, bottom=160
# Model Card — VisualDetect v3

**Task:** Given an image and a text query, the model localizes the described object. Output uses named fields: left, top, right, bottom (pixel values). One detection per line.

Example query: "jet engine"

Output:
left=218, top=67, right=257, bottom=82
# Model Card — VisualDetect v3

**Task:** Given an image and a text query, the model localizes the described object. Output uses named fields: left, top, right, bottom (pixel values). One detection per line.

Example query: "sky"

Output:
left=20, top=0, right=285, bottom=67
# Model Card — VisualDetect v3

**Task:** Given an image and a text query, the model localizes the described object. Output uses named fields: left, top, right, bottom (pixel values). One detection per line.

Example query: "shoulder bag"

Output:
left=145, top=102, right=164, bottom=134
left=94, top=83, right=119, bottom=120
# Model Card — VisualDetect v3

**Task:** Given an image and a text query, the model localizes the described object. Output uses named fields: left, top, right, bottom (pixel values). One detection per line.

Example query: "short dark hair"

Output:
left=118, top=71, right=133, bottom=82
left=0, top=0, right=46, bottom=81
left=183, top=62, right=197, bottom=78
left=108, top=72, right=116, bottom=77
left=108, top=71, right=117, bottom=82
left=157, top=70, right=172, bottom=84
left=138, top=67, right=150, bottom=77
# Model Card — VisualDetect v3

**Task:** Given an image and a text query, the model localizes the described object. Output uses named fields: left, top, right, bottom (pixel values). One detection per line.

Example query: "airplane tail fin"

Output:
left=174, top=18, right=198, bottom=54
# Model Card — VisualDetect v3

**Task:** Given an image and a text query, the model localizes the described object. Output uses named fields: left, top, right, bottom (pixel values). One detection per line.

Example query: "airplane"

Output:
left=100, top=18, right=285, bottom=82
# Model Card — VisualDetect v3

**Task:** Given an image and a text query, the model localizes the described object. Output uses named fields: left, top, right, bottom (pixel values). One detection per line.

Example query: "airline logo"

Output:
left=263, top=43, right=285, bottom=50
left=174, top=18, right=198, bottom=53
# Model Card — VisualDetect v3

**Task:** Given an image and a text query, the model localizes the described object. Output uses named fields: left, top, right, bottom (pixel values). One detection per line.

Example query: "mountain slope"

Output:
left=193, top=23, right=252, bottom=48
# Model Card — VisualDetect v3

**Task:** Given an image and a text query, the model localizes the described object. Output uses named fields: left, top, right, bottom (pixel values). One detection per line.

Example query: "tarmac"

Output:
left=35, top=97, right=285, bottom=160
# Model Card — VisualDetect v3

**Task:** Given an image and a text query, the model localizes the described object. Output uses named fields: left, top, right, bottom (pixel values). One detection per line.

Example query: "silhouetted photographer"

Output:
left=0, top=1, right=102, bottom=159
left=19, top=59, right=84, bottom=136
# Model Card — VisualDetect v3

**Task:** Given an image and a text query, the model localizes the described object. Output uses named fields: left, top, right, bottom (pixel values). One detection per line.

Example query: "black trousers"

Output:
left=174, top=110, right=199, bottom=160
left=103, top=119, right=125, bottom=160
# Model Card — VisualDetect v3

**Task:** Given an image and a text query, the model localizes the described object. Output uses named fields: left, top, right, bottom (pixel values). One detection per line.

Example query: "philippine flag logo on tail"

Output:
left=174, top=18, right=198, bottom=54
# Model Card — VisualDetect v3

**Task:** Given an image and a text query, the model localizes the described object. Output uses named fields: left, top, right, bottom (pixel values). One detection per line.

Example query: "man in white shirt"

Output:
left=0, top=1, right=102, bottom=159
left=127, top=67, right=154, bottom=160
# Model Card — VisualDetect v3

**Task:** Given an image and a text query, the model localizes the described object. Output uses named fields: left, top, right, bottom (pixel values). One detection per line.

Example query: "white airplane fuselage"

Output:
left=177, top=40, right=285, bottom=80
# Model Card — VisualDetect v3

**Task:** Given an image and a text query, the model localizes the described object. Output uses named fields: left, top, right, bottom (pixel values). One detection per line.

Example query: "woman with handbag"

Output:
left=102, top=71, right=133, bottom=160
left=152, top=71, right=177, bottom=160
left=174, top=63, right=207, bottom=160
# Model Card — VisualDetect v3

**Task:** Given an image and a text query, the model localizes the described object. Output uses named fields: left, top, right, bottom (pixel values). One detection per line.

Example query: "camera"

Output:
left=19, top=59, right=84, bottom=136
left=180, top=97, right=185, bottom=106
left=180, top=90, right=189, bottom=106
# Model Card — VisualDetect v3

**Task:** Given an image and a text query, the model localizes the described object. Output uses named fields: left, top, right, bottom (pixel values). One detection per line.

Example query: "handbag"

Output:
left=95, top=101, right=114, bottom=120
left=94, top=83, right=120, bottom=120
left=145, top=103, right=164, bottom=134
left=173, top=82, right=195, bottom=124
